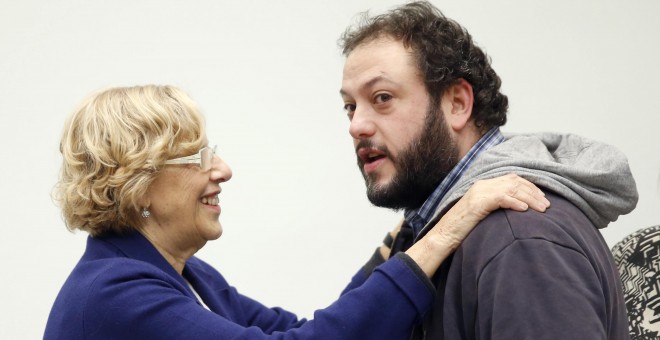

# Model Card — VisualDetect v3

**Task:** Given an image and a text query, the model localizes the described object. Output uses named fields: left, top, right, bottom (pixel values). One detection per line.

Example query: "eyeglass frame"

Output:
left=164, top=145, right=217, bottom=171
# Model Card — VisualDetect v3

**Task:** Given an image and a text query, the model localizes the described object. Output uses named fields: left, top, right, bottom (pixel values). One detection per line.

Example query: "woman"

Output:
left=44, top=85, right=549, bottom=339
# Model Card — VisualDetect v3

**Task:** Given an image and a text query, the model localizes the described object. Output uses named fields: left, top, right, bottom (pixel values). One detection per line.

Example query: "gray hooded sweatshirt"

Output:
left=407, top=133, right=637, bottom=340
left=419, top=132, right=638, bottom=237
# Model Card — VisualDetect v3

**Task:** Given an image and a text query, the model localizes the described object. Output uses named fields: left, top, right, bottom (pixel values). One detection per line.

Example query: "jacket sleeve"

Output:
left=80, top=253, right=433, bottom=340
left=340, top=247, right=386, bottom=296
left=476, top=239, right=608, bottom=340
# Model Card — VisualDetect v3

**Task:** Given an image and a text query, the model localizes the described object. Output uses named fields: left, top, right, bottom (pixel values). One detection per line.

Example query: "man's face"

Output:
left=340, top=37, right=459, bottom=210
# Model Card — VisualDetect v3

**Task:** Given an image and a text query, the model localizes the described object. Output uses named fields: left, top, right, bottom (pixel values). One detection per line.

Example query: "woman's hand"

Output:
left=404, top=174, right=550, bottom=277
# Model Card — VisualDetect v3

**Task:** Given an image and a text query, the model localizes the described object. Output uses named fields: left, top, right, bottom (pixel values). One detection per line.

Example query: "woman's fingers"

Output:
left=498, top=175, right=550, bottom=212
left=463, top=174, right=550, bottom=220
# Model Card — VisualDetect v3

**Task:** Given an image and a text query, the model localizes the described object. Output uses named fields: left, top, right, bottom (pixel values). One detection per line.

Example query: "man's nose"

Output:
left=348, top=107, right=376, bottom=140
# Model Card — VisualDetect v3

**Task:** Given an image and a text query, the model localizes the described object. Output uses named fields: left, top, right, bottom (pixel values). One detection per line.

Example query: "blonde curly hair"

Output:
left=54, top=85, right=206, bottom=236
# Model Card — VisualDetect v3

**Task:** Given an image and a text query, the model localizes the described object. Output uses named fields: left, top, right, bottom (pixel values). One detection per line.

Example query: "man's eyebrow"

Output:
left=339, top=75, right=394, bottom=97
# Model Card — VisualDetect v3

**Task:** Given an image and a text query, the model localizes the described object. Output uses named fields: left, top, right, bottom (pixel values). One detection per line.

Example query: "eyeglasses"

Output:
left=164, top=145, right=217, bottom=171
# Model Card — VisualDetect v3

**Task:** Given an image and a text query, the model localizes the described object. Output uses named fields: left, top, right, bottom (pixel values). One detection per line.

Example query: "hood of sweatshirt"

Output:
left=423, top=132, right=638, bottom=236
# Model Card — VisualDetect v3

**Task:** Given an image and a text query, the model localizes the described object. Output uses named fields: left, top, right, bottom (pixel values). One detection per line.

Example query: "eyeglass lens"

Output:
left=200, top=146, right=215, bottom=171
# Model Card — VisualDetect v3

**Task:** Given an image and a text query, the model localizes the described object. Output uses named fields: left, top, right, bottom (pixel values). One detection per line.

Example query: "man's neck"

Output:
left=404, top=127, right=504, bottom=237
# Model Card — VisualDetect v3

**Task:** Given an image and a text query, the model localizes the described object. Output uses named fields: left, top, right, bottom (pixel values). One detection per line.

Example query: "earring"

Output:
left=142, top=208, right=151, bottom=218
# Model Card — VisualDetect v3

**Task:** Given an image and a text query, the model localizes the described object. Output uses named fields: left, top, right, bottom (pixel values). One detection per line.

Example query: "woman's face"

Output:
left=144, top=143, right=232, bottom=250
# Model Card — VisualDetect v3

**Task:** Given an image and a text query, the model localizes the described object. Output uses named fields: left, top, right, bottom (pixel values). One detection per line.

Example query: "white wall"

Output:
left=1, top=0, right=658, bottom=338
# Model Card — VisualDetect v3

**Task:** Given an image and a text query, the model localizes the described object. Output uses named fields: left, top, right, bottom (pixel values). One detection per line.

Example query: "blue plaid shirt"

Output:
left=404, top=127, right=505, bottom=237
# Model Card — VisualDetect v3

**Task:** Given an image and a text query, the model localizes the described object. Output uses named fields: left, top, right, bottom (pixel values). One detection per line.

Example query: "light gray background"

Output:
left=1, top=1, right=658, bottom=338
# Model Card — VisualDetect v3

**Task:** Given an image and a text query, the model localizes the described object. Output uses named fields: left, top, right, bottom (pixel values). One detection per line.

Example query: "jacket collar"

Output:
left=92, top=230, right=194, bottom=296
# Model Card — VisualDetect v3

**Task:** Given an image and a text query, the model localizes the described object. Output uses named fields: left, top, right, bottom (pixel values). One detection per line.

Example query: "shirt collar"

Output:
left=404, top=127, right=504, bottom=236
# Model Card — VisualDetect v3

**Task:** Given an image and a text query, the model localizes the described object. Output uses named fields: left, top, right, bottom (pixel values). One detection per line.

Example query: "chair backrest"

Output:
left=611, top=225, right=660, bottom=339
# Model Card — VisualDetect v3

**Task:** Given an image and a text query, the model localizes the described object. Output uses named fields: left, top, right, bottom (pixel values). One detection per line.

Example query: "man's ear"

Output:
left=442, top=78, right=474, bottom=132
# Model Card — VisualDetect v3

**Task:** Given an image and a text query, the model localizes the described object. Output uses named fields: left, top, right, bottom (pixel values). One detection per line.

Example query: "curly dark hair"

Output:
left=339, top=1, right=507, bottom=133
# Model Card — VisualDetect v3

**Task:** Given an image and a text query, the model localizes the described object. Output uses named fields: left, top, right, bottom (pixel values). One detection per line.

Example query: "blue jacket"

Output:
left=44, top=231, right=434, bottom=339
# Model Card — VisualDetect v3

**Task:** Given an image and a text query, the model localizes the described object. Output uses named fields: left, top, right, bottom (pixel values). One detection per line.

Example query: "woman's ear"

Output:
left=442, top=78, right=474, bottom=132
left=137, top=195, right=151, bottom=212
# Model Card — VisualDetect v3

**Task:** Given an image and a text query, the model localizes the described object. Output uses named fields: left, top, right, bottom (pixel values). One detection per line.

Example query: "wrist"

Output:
left=430, top=226, right=462, bottom=253
left=379, top=244, right=391, bottom=259
left=379, top=231, right=395, bottom=259
left=405, top=234, right=453, bottom=278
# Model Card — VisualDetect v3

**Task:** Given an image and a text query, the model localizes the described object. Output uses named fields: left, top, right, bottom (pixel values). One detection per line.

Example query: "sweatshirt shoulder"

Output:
left=460, top=192, right=592, bottom=262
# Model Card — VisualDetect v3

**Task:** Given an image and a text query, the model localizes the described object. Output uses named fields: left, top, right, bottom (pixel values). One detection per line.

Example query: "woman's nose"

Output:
left=210, top=155, right=232, bottom=183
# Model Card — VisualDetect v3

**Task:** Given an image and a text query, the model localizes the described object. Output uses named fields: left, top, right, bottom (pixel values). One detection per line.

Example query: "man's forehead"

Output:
left=343, top=38, right=416, bottom=76
left=340, top=74, right=398, bottom=97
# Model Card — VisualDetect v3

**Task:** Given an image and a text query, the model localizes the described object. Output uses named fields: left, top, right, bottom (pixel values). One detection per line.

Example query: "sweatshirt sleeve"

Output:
left=68, top=254, right=434, bottom=340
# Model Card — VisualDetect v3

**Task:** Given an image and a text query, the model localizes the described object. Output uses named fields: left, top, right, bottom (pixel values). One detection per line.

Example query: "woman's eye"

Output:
left=374, top=93, right=392, bottom=104
left=343, top=103, right=356, bottom=113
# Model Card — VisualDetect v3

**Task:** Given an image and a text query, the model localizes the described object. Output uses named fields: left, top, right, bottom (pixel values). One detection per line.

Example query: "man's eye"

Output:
left=374, top=93, right=392, bottom=104
left=343, top=103, right=356, bottom=112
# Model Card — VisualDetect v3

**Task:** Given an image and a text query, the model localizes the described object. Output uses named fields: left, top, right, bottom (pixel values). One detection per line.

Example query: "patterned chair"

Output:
left=611, top=225, right=660, bottom=339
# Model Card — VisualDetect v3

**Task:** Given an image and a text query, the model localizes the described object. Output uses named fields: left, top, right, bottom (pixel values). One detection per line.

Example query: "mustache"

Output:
left=354, top=140, right=391, bottom=156
left=355, top=140, right=394, bottom=166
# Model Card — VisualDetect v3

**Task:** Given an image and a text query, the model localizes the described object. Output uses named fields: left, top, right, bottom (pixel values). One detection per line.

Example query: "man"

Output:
left=339, top=1, right=638, bottom=339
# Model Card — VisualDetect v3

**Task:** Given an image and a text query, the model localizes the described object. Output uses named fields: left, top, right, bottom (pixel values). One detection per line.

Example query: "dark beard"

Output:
left=358, top=103, right=459, bottom=210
